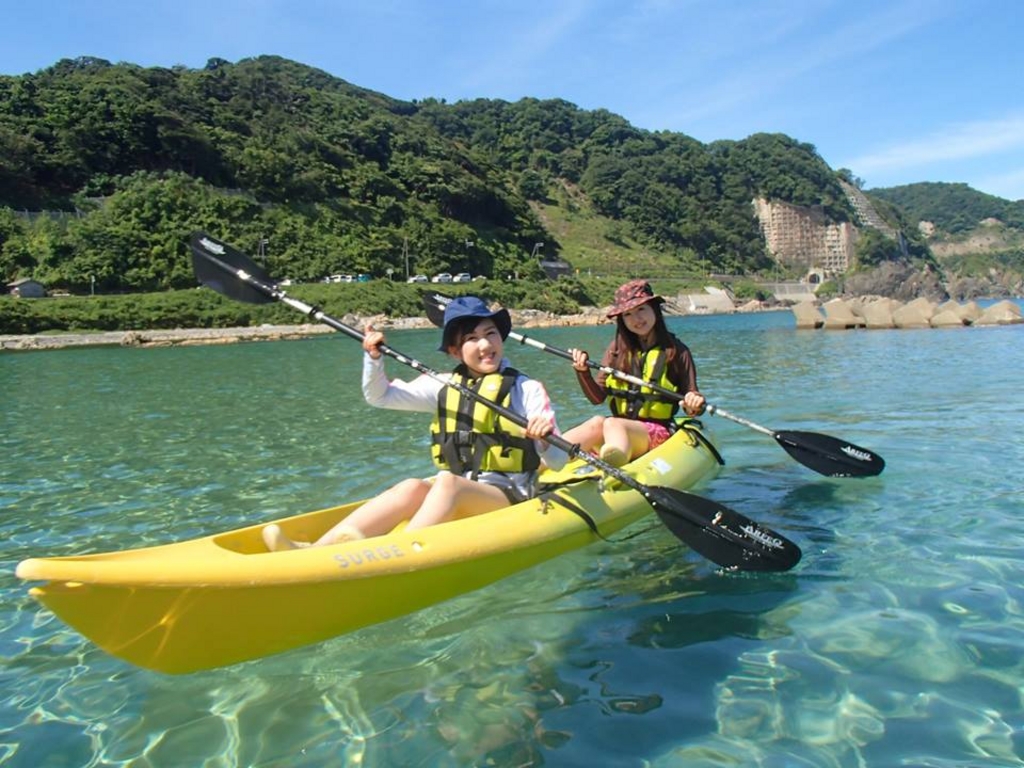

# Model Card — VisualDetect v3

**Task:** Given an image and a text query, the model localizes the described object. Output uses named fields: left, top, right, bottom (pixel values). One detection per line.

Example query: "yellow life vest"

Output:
left=605, top=347, right=680, bottom=423
left=430, top=366, right=541, bottom=477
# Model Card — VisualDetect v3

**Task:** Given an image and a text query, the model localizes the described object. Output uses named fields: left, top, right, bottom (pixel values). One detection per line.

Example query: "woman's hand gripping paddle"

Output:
left=422, top=290, right=884, bottom=478
left=190, top=233, right=801, bottom=572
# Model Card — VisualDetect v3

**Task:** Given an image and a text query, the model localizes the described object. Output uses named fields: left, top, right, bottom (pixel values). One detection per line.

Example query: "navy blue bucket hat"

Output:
left=438, top=296, right=512, bottom=351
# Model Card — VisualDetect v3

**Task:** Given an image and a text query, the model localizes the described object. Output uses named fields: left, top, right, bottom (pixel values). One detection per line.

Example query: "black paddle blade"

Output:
left=645, top=486, right=801, bottom=572
left=189, top=232, right=275, bottom=305
left=421, top=290, right=451, bottom=326
left=774, top=430, right=885, bottom=478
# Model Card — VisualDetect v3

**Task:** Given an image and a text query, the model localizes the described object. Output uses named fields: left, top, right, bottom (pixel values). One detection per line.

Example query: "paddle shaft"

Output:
left=471, top=325, right=774, bottom=437
left=512, top=334, right=778, bottom=437
left=513, top=334, right=774, bottom=433
left=503, top=331, right=761, bottom=433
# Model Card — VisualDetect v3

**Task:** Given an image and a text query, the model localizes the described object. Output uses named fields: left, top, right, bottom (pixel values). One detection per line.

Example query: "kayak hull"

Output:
left=16, top=425, right=720, bottom=674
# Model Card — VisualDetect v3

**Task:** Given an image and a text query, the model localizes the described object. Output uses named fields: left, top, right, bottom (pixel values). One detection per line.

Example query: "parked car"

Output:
left=431, top=273, right=453, bottom=283
left=356, top=274, right=372, bottom=282
left=453, top=272, right=472, bottom=283
left=407, top=274, right=428, bottom=283
left=327, top=274, right=356, bottom=283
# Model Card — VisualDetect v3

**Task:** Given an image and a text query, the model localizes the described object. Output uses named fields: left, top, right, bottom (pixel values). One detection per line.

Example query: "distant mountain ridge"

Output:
left=869, top=182, right=1024, bottom=234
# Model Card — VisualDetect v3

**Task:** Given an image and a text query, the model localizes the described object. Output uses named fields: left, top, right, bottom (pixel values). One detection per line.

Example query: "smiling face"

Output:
left=447, top=318, right=504, bottom=376
left=620, top=301, right=657, bottom=341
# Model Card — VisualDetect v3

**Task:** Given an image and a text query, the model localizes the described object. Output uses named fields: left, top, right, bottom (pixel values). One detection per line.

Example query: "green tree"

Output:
left=854, top=228, right=903, bottom=268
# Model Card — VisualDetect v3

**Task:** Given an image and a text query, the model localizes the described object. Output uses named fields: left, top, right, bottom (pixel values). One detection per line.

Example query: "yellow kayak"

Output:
left=16, top=423, right=721, bottom=674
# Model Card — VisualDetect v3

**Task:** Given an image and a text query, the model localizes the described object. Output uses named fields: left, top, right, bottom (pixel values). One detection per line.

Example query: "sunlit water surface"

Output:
left=2, top=306, right=1023, bottom=767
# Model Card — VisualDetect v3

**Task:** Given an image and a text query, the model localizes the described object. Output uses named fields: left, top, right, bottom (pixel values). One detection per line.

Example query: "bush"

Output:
left=730, top=280, right=769, bottom=301
left=816, top=280, right=839, bottom=299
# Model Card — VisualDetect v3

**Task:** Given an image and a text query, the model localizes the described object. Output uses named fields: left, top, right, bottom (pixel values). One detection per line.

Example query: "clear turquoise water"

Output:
left=2, top=307, right=1023, bottom=767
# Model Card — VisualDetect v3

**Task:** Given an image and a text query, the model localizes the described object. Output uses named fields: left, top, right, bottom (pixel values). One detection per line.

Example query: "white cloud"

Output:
left=632, top=0, right=941, bottom=133
left=453, top=1, right=591, bottom=96
left=844, top=114, right=1024, bottom=175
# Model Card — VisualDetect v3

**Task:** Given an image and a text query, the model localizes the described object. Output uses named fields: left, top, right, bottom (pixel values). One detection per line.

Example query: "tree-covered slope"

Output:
left=2, top=55, right=859, bottom=292
left=870, top=182, right=1024, bottom=234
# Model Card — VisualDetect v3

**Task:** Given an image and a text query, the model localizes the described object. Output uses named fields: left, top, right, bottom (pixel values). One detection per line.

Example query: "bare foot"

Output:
left=262, top=524, right=309, bottom=552
left=320, top=525, right=365, bottom=546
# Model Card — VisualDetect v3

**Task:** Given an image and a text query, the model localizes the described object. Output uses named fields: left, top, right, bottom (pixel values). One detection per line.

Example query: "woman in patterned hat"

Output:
left=561, top=279, right=705, bottom=467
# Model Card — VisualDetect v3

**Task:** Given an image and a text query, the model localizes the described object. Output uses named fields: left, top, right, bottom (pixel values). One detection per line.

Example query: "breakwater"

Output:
left=793, top=297, right=1023, bottom=329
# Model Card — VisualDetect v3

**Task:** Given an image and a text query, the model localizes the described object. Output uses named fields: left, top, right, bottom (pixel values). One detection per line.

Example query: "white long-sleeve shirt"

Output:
left=361, top=354, right=569, bottom=490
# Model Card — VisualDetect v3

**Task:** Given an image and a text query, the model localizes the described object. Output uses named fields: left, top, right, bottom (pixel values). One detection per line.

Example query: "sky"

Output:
left=4, top=0, right=1023, bottom=201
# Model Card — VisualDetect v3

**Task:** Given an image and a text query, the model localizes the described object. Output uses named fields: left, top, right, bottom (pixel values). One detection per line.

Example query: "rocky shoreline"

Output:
left=6, top=295, right=1017, bottom=352
left=0, top=307, right=617, bottom=352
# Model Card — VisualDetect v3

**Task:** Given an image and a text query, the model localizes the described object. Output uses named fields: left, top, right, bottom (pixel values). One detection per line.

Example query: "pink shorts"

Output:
left=642, top=421, right=672, bottom=450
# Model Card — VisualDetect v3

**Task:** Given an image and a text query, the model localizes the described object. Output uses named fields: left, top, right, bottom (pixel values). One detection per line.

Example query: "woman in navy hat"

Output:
left=263, top=296, right=568, bottom=550
left=561, top=279, right=705, bottom=467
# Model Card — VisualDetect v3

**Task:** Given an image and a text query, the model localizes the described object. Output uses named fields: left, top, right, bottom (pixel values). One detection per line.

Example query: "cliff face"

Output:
left=842, top=261, right=948, bottom=302
left=753, top=180, right=910, bottom=281
left=753, top=197, right=856, bottom=276
left=924, top=219, right=1024, bottom=258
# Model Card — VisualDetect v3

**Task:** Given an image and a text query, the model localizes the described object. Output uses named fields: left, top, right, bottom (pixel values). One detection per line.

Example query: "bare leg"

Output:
left=600, top=417, right=651, bottom=466
left=326, top=477, right=432, bottom=541
left=560, top=415, right=605, bottom=455
left=262, top=477, right=432, bottom=551
left=406, top=472, right=511, bottom=530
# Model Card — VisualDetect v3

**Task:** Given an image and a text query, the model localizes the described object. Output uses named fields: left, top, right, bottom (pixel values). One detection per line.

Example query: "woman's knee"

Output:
left=428, top=471, right=459, bottom=494
left=604, top=416, right=630, bottom=440
left=566, top=415, right=604, bottom=443
left=384, top=477, right=431, bottom=501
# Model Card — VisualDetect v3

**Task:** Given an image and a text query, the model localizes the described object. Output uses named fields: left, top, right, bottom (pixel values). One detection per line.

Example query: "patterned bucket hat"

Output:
left=607, top=279, right=664, bottom=317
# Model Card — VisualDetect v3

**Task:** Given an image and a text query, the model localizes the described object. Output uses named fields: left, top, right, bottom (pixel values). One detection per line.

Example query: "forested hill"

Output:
left=3, top=55, right=858, bottom=293
left=869, top=182, right=1024, bottom=234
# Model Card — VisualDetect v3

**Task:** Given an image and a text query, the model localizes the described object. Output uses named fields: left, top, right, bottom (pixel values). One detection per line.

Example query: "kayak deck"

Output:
left=16, top=424, right=720, bottom=674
